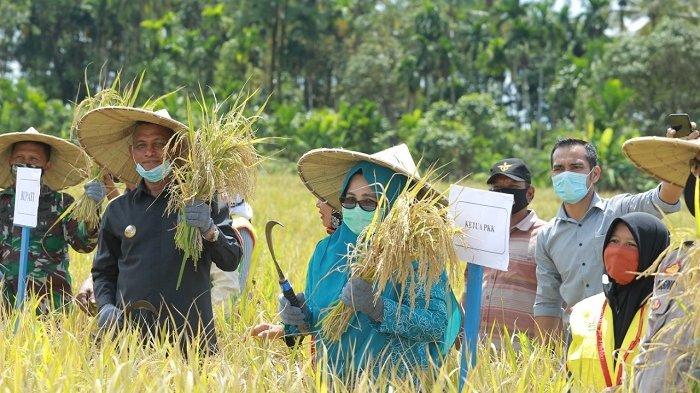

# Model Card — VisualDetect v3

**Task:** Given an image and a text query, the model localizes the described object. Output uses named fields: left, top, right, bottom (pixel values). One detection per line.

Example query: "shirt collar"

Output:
left=134, top=179, right=149, bottom=197
left=590, top=192, right=605, bottom=210
left=134, top=179, right=171, bottom=200
left=555, top=192, right=604, bottom=220
left=512, top=210, right=538, bottom=231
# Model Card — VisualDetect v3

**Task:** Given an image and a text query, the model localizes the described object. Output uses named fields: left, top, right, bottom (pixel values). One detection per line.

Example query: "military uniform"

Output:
left=0, top=186, right=97, bottom=311
left=634, top=241, right=699, bottom=392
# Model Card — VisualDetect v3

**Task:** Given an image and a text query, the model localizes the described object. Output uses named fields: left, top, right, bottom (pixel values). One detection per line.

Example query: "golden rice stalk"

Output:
left=321, top=171, right=463, bottom=341
left=69, top=162, right=104, bottom=231
left=631, top=242, right=700, bottom=391
left=70, top=70, right=174, bottom=138
left=46, top=159, right=104, bottom=235
left=633, top=192, right=699, bottom=391
left=165, top=90, right=269, bottom=289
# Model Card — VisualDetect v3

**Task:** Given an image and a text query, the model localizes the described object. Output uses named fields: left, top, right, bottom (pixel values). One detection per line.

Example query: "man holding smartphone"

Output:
left=533, top=126, right=696, bottom=337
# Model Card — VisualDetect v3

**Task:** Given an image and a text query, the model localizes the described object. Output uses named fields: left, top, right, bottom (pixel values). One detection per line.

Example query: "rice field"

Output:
left=0, top=169, right=695, bottom=392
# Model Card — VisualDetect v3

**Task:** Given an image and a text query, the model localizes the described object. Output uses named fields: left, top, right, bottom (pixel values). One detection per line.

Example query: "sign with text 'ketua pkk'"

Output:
left=13, top=167, right=42, bottom=228
left=448, top=185, right=513, bottom=271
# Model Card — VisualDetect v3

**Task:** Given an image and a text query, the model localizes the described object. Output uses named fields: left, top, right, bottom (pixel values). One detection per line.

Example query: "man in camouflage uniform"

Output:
left=0, top=127, right=105, bottom=312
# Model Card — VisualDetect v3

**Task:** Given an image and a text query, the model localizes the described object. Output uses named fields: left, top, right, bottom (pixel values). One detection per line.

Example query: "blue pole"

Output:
left=14, top=226, right=31, bottom=310
left=459, top=263, right=484, bottom=392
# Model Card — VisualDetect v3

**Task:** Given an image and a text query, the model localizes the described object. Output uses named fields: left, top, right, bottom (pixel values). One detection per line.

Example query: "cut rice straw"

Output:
left=165, top=88, right=270, bottom=289
left=71, top=69, right=176, bottom=136
left=321, top=169, right=463, bottom=341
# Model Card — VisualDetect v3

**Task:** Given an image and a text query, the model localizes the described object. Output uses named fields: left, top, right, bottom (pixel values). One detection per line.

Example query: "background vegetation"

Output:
left=3, top=0, right=700, bottom=190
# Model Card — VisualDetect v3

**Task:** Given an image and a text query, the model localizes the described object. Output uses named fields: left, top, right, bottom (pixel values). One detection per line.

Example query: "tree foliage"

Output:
left=0, top=0, right=697, bottom=190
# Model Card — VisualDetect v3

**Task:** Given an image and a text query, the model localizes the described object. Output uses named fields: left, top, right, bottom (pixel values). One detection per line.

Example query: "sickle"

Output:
left=124, top=300, right=157, bottom=315
left=265, top=220, right=286, bottom=281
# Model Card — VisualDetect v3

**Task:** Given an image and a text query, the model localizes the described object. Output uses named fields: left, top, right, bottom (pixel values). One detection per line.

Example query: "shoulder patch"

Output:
left=664, top=261, right=681, bottom=274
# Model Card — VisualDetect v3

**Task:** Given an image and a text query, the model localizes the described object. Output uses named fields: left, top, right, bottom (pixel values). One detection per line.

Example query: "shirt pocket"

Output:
left=35, top=206, right=64, bottom=262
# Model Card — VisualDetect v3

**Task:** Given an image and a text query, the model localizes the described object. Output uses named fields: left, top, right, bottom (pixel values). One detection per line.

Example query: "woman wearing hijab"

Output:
left=257, top=145, right=460, bottom=382
left=567, top=212, right=670, bottom=391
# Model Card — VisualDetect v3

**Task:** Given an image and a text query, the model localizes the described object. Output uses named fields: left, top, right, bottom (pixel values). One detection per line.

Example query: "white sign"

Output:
left=449, top=185, right=513, bottom=271
left=13, top=167, right=42, bottom=228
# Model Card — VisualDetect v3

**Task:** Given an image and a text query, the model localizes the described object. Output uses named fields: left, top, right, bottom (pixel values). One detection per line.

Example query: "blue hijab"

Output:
left=301, top=161, right=461, bottom=378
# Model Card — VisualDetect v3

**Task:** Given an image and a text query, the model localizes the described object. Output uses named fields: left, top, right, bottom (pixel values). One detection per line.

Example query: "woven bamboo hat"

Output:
left=622, top=136, right=700, bottom=187
left=0, top=127, right=89, bottom=190
left=76, top=107, right=187, bottom=184
left=298, top=144, right=439, bottom=211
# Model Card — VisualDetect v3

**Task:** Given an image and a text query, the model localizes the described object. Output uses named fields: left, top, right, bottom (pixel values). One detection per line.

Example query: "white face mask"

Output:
left=135, top=160, right=172, bottom=183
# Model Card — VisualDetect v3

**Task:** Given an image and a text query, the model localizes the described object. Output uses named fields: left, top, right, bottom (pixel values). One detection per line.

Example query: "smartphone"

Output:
left=667, top=113, right=693, bottom=138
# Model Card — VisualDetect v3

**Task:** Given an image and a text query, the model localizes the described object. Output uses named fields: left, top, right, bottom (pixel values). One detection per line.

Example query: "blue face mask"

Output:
left=136, top=160, right=172, bottom=183
left=342, top=206, right=375, bottom=235
left=552, top=170, right=592, bottom=204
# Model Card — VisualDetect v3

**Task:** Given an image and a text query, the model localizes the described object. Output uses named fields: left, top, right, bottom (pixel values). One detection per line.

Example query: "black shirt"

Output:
left=92, top=180, right=241, bottom=350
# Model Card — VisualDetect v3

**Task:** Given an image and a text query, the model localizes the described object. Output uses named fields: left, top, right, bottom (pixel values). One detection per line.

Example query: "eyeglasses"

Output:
left=339, top=196, right=378, bottom=212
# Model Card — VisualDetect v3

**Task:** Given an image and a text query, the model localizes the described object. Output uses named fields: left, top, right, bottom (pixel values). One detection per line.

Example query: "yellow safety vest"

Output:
left=567, top=292, right=649, bottom=392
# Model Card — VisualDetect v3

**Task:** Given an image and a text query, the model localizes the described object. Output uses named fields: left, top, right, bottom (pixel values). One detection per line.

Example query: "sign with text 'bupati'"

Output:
left=13, top=167, right=42, bottom=228
left=449, top=185, right=512, bottom=271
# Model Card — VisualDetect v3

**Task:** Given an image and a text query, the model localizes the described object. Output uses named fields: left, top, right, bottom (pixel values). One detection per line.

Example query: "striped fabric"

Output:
left=480, top=210, right=546, bottom=342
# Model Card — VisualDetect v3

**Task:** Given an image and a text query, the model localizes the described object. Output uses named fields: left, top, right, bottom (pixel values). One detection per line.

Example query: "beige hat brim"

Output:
left=622, top=136, right=700, bottom=187
left=297, top=148, right=440, bottom=211
left=0, top=132, right=88, bottom=190
left=77, top=106, right=187, bottom=185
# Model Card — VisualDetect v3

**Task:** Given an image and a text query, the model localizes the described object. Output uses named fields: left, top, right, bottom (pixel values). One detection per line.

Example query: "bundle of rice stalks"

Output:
left=165, top=91, right=268, bottom=289
left=321, top=172, right=463, bottom=341
left=65, top=162, right=104, bottom=230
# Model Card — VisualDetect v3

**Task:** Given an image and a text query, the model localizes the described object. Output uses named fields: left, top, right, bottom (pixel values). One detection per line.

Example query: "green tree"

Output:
left=601, top=18, right=700, bottom=133
left=0, top=78, right=71, bottom=137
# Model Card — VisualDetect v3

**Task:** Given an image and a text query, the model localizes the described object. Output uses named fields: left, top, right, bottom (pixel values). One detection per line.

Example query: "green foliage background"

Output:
left=2, top=0, right=700, bottom=190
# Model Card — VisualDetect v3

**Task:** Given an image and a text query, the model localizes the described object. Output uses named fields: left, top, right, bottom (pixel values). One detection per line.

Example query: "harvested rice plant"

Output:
left=2, top=172, right=696, bottom=392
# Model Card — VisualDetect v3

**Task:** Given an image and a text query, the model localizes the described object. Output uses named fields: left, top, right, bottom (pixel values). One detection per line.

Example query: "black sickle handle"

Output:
left=280, top=278, right=309, bottom=347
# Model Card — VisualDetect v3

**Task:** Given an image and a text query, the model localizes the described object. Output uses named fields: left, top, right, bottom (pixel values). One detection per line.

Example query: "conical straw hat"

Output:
left=297, top=144, right=439, bottom=211
left=622, top=136, right=700, bottom=187
left=0, top=127, right=89, bottom=190
left=76, top=107, right=187, bottom=184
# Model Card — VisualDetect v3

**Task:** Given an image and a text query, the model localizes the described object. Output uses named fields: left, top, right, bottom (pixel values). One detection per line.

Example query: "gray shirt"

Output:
left=634, top=242, right=698, bottom=392
left=534, top=186, right=680, bottom=317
